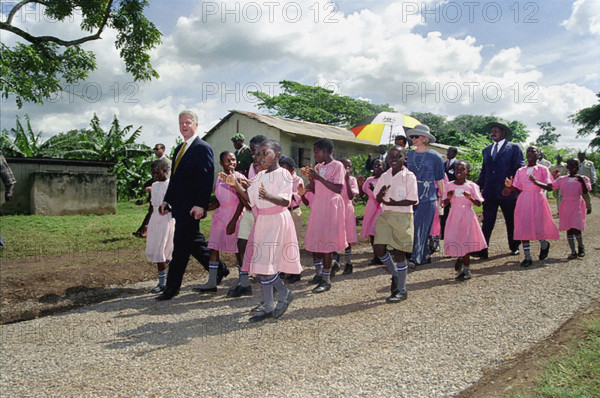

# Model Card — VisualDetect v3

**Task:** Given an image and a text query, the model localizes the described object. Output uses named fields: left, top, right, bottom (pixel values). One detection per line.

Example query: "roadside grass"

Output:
left=533, top=318, right=600, bottom=397
left=1, top=202, right=367, bottom=261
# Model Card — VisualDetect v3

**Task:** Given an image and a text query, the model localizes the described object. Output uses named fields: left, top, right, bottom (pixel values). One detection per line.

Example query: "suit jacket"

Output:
left=477, top=141, right=524, bottom=201
left=444, top=159, right=457, bottom=181
left=163, top=137, right=214, bottom=220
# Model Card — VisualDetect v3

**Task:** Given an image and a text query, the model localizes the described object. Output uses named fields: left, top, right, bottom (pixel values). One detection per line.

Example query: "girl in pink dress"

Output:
left=340, top=158, right=359, bottom=275
left=195, top=151, right=245, bottom=294
left=361, top=159, right=384, bottom=265
left=552, top=158, right=592, bottom=259
left=442, top=161, right=486, bottom=281
left=428, top=175, right=448, bottom=254
left=503, top=146, right=559, bottom=267
left=301, top=138, right=347, bottom=294
left=145, top=160, right=175, bottom=293
left=223, top=139, right=302, bottom=322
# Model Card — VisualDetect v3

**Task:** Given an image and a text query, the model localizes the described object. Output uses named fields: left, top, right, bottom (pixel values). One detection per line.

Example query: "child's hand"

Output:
left=502, top=187, right=512, bottom=196
left=463, top=191, right=472, bottom=200
left=369, top=182, right=375, bottom=191
left=528, top=174, right=537, bottom=183
left=226, top=219, right=237, bottom=235
left=219, top=172, right=237, bottom=187
left=447, top=190, right=454, bottom=199
left=504, top=176, right=513, bottom=188
left=357, top=175, right=365, bottom=187
left=297, top=185, right=306, bottom=196
left=300, top=166, right=312, bottom=178
left=258, top=182, right=268, bottom=200
left=552, top=168, right=560, bottom=179
left=441, top=198, right=450, bottom=208
left=376, top=185, right=389, bottom=202
left=307, top=167, right=319, bottom=180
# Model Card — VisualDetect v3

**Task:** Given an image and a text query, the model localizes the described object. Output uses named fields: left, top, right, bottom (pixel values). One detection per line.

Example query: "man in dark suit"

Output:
left=155, top=110, right=227, bottom=300
left=475, top=121, right=524, bottom=259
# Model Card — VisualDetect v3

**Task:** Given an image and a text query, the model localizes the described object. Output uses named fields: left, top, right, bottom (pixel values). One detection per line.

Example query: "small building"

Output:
left=0, top=158, right=116, bottom=215
left=203, top=110, right=379, bottom=171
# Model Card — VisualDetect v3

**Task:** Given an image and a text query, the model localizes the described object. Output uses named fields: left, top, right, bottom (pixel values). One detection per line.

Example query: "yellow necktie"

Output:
left=172, top=142, right=187, bottom=174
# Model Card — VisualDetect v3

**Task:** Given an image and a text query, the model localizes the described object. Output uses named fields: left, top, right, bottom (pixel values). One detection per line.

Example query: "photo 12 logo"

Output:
left=200, top=81, right=340, bottom=103
left=401, top=1, right=540, bottom=23
left=401, top=81, right=539, bottom=104
left=200, top=1, right=342, bottom=23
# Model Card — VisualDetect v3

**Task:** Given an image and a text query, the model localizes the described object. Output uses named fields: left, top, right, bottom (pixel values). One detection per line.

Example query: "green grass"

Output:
left=534, top=318, right=600, bottom=397
left=0, top=202, right=212, bottom=260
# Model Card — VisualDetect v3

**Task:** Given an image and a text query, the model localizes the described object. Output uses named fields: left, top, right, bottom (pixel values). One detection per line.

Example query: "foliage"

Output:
left=0, top=115, right=72, bottom=158
left=536, top=121, right=560, bottom=147
left=570, top=92, right=600, bottom=152
left=249, top=80, right=395, bottom=128
left=0, top=0, right=162, bottom=107
left=350, top=154, right=369, bottom=179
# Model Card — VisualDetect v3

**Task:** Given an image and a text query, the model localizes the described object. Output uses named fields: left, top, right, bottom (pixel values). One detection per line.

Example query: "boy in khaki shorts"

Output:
left=373, top=147, right=418, bottom=303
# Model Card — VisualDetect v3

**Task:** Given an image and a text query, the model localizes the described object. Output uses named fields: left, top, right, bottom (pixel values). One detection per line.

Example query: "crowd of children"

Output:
left=144, top=129, right=592, bottom=322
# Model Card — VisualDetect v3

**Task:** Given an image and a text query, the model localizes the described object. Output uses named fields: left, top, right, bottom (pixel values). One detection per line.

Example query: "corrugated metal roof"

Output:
left=204, top=110, right=377, bottom=146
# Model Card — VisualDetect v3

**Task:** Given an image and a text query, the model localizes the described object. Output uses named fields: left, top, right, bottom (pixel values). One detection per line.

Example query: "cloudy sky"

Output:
left=1, top=0, right=599, bottom=151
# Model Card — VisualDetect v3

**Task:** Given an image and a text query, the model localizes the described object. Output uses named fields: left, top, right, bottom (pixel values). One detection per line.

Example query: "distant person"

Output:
left=0, top=150, right=16, bottom=249
left=145, top=159, right=175, bottom=293
left=577, top=152, right=597, bottom=214
left=340, top=158, right=359, bottom=275
left=549, top=154, right=567, bottom=214
left=231, top=133, right=253, bottom=177
left=366, top=145, right=387, bottom=172
left=503, top=146, right=558, bottom=267
left=279, top=156, right=305, bottom=264
left=475, top=120, right=524, bottom=259
left=537, top=151, right=551, bottom=168
left=133, top=143, right=171, bottom=238
left=394, top=135, right=409, bottom=148
left=552, top=158, right=591, bottom=259
left=361, top=159, right=385, bottom=265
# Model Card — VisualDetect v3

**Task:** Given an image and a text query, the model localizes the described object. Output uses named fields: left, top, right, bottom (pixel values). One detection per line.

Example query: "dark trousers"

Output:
left=439, top=203, right=450, bottom=239
left=166, top=216, right=211, bottom=291
left=481, top=196, right=520, bottom=252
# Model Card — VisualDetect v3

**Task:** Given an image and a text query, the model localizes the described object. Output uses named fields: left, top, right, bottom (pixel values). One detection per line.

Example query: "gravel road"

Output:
left=2, top=202, right=599, bottom=397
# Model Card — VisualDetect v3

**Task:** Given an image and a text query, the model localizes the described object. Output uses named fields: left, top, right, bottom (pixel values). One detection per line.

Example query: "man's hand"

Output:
left=5, top=189, right=13, bottom=201
left=190, top=206, right=205, bottom=220
left=159, top=202, right=171, bottom=215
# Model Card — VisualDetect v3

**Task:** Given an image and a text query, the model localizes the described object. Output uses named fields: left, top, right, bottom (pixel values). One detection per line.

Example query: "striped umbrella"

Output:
left=351, top=112, right=421, bottom=145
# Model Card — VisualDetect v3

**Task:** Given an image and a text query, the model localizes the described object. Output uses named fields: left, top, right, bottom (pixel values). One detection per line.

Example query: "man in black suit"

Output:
left=475, top=120, right=524, bottom=259
left=155, top=110, right=227, bottom=300
left=439, top=146, right=458, bottom=239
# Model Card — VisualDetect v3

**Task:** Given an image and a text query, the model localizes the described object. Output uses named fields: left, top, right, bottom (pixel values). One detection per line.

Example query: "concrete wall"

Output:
left=0, top=158, right=115, bottom=215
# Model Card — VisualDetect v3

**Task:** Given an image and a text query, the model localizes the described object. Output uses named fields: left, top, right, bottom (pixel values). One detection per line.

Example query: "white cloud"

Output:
left=561, top=0, right=600, bottom=36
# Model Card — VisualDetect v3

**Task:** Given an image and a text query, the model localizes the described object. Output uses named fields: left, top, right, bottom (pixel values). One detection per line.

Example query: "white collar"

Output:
left=493, top=139, right=506, bottom=150
left=184, top=135, right=197, bottom=146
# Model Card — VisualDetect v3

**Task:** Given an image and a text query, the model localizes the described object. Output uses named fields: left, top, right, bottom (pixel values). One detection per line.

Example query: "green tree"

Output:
left=569, top=92, right=600, bottom=152
left=535, top=121, right=560, bottom=146
left=0, top=115, right=72, bottom=157
left=249, top=80, right=395, bottom=128
left=0, top=0, right=162, bottom=107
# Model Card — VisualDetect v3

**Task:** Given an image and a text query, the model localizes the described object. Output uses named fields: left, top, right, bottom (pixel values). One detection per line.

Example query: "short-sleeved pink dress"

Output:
left=430, top=177, right=447, bottom=236
left=304, top=160, right=348, bottom=253
left=342, top=175, right=359, bottom=244
left=443, top=181, right=487, bottom=257
left=146, top=179, right=175, bottom=262
left=513, top=165, right=560, bottom=241
left=553, top=175, right=591, bottom=231
left=208, top=171, right=244, bottom=253
left=361, top=176, right=382, bottom=238
left=244, top=167, right=302, bottom=276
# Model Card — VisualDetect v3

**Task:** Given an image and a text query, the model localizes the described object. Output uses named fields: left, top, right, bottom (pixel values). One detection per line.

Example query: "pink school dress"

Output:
left=512, top=165, right=560, bottom=241
left=443, top=181, right=487, bottom=257
left=553, top=175, right=591, bottom=231
left=342, top=174, right=359, bottom=244
left=361, top=176, right=382, bottom=238
left=245, top=168, right=302, bottom=276
left=208, top=172, right=244, bottom=253
left=145, top=179, right=175, bottom=262
left=304, top=160, right=348, bottom=253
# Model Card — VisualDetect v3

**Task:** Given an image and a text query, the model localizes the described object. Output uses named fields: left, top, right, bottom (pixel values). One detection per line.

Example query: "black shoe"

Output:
left=520, top=259, right=533, bottom=267
left=150, top=284, right=166, bottom=294
left=312, top=280, right=331, bottom=293
left=568, top=251, right=578, bottom=260
left=387, top=290, right=407, bottom=303
left=539, top=242, right=550, bottom=260
left=216, top=262, right=230, bottom=285
left=511, top=249, right=520, bottom=256
left=454, top=258, right=463, bottom=272
left=132, top=231, right=142, bottom=238
left=587, top=208, right=591, bottom=215
left=309, top=274, right=322, bottom=285
left=285, top=274, right=301, bottom=284
left=455, top=270, right=472, bottom=281
left=192, top=286, right=217, bottom=294
left=472, top=249, right=489, bottom=259
left=273, top=291, right=294, bottom=319
left=226, top=284, right=252, bottom=298
left=331, top=261, right=340, bottom=279
left=249, top=310, right=273, bottom=323
left=342, top=263, right=353, bottom=275
left=368, top=257, right=383, bottom=265
left=578, top=246, right=586, bottom=257
left=279, top=272, right=287, bottom=280
left=155, top=289, right=179, bottom=300
left=333, top=252, right=340, bottom=262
